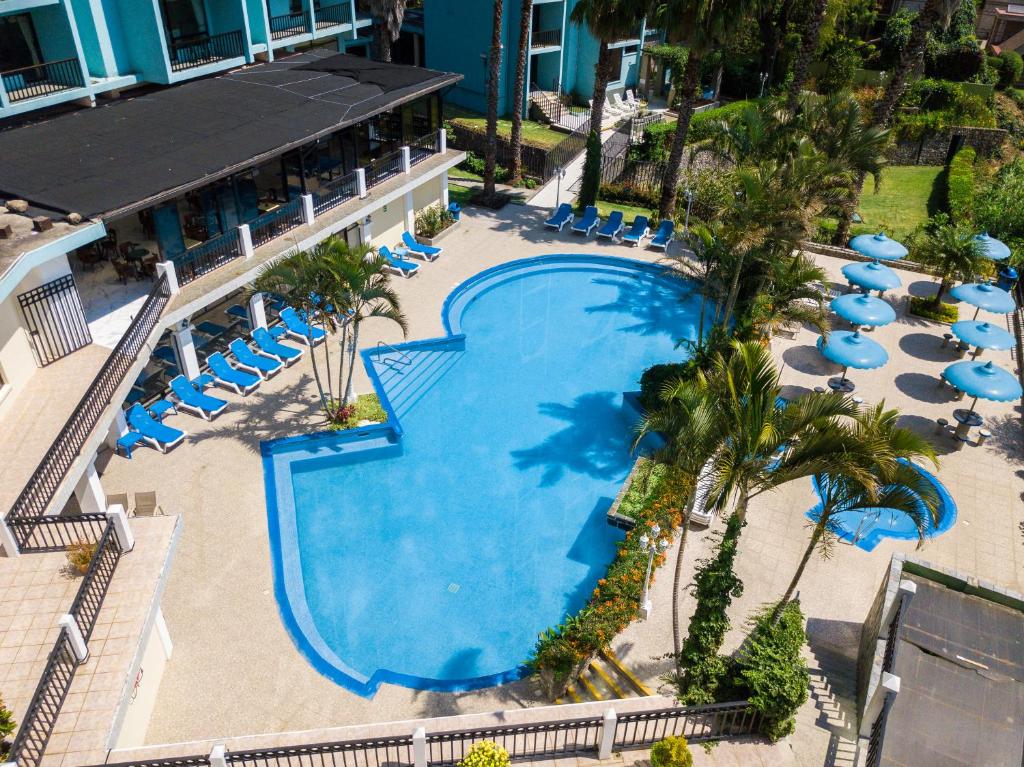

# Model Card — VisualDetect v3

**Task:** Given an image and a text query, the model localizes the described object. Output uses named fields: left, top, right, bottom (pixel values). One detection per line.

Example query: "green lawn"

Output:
left=596, top=200, right=656, bottom=226
left=449, top=183, right=475, bottom=207
left=850, top=166, right=944, bottom=240
left=445, top=105, right=568, bottom=150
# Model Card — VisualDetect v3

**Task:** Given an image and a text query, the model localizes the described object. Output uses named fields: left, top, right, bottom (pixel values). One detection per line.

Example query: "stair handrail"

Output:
left=377, top=340, right=412, bottom=366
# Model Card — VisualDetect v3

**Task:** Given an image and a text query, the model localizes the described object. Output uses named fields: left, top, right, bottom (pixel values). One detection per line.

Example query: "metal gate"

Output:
left=17, top=274, right=92, bottom=366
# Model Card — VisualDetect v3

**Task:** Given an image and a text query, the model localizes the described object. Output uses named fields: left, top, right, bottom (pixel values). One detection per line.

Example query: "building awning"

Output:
left=0, top=50, right=460, bottom=220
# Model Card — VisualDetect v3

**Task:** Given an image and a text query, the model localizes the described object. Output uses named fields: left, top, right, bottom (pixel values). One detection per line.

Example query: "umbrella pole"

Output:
left=968, top=396, right=978, bottom=418
left=841, top=365, right=849, bottom=384
left=973, top=306, right=980, bottom=321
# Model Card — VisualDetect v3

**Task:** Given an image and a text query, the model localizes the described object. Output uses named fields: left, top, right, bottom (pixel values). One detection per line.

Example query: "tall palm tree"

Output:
left=370, top=0, right=408, bottom=63
left=483, top=0, right=505, bottom=200
left=749, top=253, right=830, bottom=339
left=786, top=0, right=828, bottom=111
left=571, top=0, right=651, bottom=207
left=913, top=215, right=987, bottom=308
left=509, top=0, right=533, bottom=185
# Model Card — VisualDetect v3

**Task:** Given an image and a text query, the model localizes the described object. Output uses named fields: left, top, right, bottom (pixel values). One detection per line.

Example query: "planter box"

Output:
left=418, top=218, right=460, bottom=247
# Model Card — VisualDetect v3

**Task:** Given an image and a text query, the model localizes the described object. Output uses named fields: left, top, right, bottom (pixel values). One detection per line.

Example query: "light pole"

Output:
left=639, top=525, right=670, bottom=620
left=683, top=188, right=693, bottom=235
left=759, top=71, right=769, bottom=98
left=554, top=165, right=567, bottom=208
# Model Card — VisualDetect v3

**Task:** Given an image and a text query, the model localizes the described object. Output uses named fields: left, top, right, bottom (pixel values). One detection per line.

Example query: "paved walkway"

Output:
left=96, top=207, right=1023, bottom=764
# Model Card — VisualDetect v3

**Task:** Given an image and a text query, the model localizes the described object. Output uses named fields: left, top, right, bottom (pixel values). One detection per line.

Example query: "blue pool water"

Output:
left=262, top=255, right=710, bottom=696
left=806, top=462, right=957, bottom=552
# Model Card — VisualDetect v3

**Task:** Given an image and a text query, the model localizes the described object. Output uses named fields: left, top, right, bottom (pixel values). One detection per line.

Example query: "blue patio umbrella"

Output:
left=949, top=281, right=1015, bottom=319
left=973, top=232, right=1011, bottom=261
left=951, top=320, right=1014, bottom=358
left=831, top=292, right=897, bottom=327
left=841, top=261, right=902, bottom=294
left=848, top=232, right=908, bottom=261
left=942, top=359, right=1022, bottom=417
left=818, top=330, right=889, bottom=388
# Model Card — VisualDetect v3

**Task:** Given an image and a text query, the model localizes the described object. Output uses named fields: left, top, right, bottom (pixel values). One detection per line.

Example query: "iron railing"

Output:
left=865, top=692, right=894, bottom=767
left=9, top=513, right=109, bottom=552
left=409, top=131, right=440, bottom=165
left=427, top=718, right=602, bottom=766
left=168, top=30, right=245, bottom=72
left=5, top=277, right=170, bottom=547
left=270, top=11, right=310, bottom=40
left=613, top=703, right=761, bottom=747
left=68, top=523, right=123, bottom=641
left=5, top=630, right=79, bottom=767
left=531, top=28, right=562, bottom=48
left=173, top=230, right=242, bottom=286
left=542, top=118, right=591, bottom=180
left=249, top=199, right=304, bottom=248
left=881, top=599, right=903, bottom=673
left=366, top=148, right=406, bottom=186
left=315, top=2, right=352, bottom=28
left=1, top=58, right=85, bottom=103
left=612, top=25, right=642, bottom=42
left=313, top=171, right=360, bottom=215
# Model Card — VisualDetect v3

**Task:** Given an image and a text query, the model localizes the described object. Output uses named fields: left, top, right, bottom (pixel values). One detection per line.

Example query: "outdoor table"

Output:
left=828, top=377, right=856, bottom=393
left=952, top=408, right=983, bottom=440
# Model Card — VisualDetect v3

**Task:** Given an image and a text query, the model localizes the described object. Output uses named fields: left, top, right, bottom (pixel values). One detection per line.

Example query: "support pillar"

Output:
left=106, top=407, right=129, bottom=451
left=0, top=516, right=20, bottom=558
left=106, top=505, right=135, bottom=552
left=412, top=727, right=426, bottom=767
left=356, top=168, right=368, bottom=198
left=239, top=223, right=254, bottom=259
left=404, top=191, right=416, bottom=234
left=249, top=292, right=268, bottom=330
left=155, top=260, right=179, bottom=295
left=860, top=673, right=900, bottom=738
left=171, top=321, right=202, bottom=380
left=598, top=708, right=617, bottom=760
left=361, top=215, right=374, bottom=244
left=401, top=146, right=412, bottom=173
left=74, top=459, right=106, bottom=516
left=439, top=127, right=447, bottom=154
left=155, top=607, right=173, bottom=659
left=441, top=170, right=449, bottom=208
left=59, top=614, right=89, bottom=662
left=301, top=193, right=315, bottom=225
left=209, top=745, right=227, bottom=767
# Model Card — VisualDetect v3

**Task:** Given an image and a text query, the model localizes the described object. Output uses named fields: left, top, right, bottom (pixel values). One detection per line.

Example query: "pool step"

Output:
left=373, top=346, right=466, bottom=419
left=555, top=653, right=650, bottom=704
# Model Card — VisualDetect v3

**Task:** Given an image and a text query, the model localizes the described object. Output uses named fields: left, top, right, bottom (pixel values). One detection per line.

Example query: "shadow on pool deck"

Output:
left=897, top=331, right=964, bottom=363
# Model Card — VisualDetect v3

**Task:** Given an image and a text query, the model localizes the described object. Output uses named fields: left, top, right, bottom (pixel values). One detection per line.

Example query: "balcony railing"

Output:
left=270, top=11, right=311, bottom=40
left=366, top=147, right=406, bottom=187
left=313, top=170, right=360, bottom=215
left=612, top=25, right=642, bottom=42
left=173, top=229, right=242, bottom=286
left=1, top=58, right=85, bottom=104
left=168, top=30, right=245, bottom=72
left=249, top=199, right=304, bottom=248
left=409, top=131, right=440, bottom=166
left=315, top=2, right=352, bottom=29
left=531, top=28, right=562, bottom=48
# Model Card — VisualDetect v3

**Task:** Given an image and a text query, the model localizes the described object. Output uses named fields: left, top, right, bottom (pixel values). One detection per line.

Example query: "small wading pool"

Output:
left=262, top=255, right=713, bottom=696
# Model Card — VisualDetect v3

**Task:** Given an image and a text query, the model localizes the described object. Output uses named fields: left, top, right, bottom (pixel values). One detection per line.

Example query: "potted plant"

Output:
left=415, top=203, right=459, bottom=246
left=65, top=540, right=97, bottom=576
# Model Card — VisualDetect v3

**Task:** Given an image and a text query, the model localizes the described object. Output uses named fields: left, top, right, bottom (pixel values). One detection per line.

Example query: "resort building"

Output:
left=0, top=0, right=374, bottom=120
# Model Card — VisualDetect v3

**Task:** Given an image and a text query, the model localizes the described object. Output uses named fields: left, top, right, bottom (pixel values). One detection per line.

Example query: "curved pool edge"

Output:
left=260, top=254, right=691, bottom=697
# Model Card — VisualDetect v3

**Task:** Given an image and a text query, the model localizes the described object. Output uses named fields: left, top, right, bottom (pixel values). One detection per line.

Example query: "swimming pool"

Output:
left=262, top=255, right=711, bottom=696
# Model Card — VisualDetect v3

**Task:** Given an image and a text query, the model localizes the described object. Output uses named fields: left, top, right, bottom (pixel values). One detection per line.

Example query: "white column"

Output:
left=155, top=607, right=173, bottom=659
left=59, top=614, right=89, bottom=662
left=74, top=459, right=106, bottom=517
left=209, top=745, right=227, bottom=767
left=238, top=223, right=254, bottom=259
left=598, top=708, right=617, bottom=760
left=439, top=127, right=447, bottom=154
left=249, top=292, right=268, bottom=330
left=441, top=171, right=450, bottom=208
left=106, top=505, right=135, bottom=552
left=404, top=191, right=416, bottom=234
left=106, top=407, right=129, bottom=451
left=412, top=727, right=426, bottom=767
left=356, top=168, right=368, bottom=198
left=301, top=193, right=315, bottom=225
left=155, top=260, right=179, bottom=295
left=171, top=322, right=202, bottom=380
left=0, top=517, right=20, bottom=558
left=361, top=215, right=374, bottom=244
left=401, top=146, right=412, bottom=173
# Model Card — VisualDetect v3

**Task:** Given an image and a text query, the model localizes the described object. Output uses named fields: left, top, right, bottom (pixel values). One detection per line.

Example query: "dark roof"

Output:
left=881, top=575, right=1024, bottom=767
left=0, top=50, right=460, bottom=219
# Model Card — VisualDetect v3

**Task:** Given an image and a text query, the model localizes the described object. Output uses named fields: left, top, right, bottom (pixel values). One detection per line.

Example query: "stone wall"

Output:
left=889, top=126, right=1008, bottom=165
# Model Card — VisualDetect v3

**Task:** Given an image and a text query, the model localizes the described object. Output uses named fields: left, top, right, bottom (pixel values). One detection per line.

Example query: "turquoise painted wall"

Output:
left=206, top=0, right=246, bottom=37
left=68, top=0, right=108, bottom=76
left=113, top=0, right=170, bottom=83
left=246, top=0, right=270, bottom=44
left=100, top=0, right=133, bottom=74
left=32, top=5, right=80, bottom=62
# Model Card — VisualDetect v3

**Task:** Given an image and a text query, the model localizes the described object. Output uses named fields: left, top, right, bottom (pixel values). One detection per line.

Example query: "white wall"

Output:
left=114, top=611, right=171, bottom=749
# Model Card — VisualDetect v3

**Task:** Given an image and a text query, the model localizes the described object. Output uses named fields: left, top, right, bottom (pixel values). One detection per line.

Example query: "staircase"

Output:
left=371, top=342, right=466, bottom=421
left=530, top=88, right=590, bottom=133
left=556, top=649, right=653, bottom=703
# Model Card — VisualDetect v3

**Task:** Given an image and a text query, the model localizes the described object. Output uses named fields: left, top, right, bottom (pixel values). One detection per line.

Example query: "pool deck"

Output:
left=96, top=203, right=1023, bottom=765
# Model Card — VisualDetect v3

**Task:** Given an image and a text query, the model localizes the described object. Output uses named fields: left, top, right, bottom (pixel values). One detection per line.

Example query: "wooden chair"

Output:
left=133, top=491, right=165, bottom=517
left=112, top=259, right=136, bottom=284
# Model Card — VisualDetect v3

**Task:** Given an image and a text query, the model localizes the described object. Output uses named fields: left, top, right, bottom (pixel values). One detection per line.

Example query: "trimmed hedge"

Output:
left=634, top=99, right=760, bottom=162
left=947, top=147, right=976, bottom=223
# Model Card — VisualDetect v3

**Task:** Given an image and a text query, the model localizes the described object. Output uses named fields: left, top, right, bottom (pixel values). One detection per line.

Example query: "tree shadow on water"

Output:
left=510, top=392, right=632, bottom=486
left=584, top=276, right=705, bottom=343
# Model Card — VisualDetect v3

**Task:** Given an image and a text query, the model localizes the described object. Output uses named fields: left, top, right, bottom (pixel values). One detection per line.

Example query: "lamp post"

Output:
left=683, top=188, right=693, bottom=235
left=758, top=71, right=769, bottom=98
left=639, top=525, right=670, bottom=620
left=554, top=165, right=567, bottom=208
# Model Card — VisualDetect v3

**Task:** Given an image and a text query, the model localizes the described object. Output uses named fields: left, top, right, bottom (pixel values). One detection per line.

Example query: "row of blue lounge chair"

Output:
left=544, top=204, right=676, bottom=250
left=117, top=303, right=330, bottom=457
left=377, top=231, right=444, bottom=278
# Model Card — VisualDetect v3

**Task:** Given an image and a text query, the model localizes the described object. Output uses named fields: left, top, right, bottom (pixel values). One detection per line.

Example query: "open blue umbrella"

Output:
left=951, top=320, right=1014, bottom=358
left=842, top=261, right=902, bottom=293
left=949, top=281, right=1015, bottom=319
left=818, top=330, right=889, bottom=389
left=942, top=359, right=1022, bottom=417
left=831, top=293, right=897, bottom=327
left=973, top=232, right=1011, bottom=261
left=848, top=232, right=908, bottom=261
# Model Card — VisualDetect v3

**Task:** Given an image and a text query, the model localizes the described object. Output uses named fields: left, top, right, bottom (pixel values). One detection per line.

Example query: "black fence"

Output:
left=68, top=523, right=124, bottom=641
left=250, top=199, right=304, bottom=248
left=169, top=30, right=245, bottom=72
left=174, top=230, right=242, bottom=286
left=270, top=11, right=310, bottom=39
left=600, top=155, right=664, bottom=191
left=614, top=703, right=761, bottom=746
left=542, top=119, right=591, bottom=180
left=2, top=57, right=85, bottom=103
left=410, top=131, right=440, bottom=165
left=427, top=717, right=602, bottom=766
left=313, top=171, right=360, bottom=215
left=315, top=2, right=352, bottom=28
left=366, top=148, right=406, bottom=187
left=865, top=693, right=893, bottom=767
left=531, top=28, right=562, bottom=47
left=5, top=276, right=170, bottom=547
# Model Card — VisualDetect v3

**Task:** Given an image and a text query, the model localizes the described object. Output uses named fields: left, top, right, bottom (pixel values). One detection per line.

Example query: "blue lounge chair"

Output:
left=572, top=206, right=601, bottom=236
left=280, top=307, right=326, bottom=346
left=379, top=246, right=420, bottom=278
left=402, top=231, right=442, bottom=261
left=597, top=211, right=624, bottom=240
left=622, top=216, right=650, bottom=247
left=225, top=304, right=249, bottom=322
left=229, top=338, right=283, bottom=379
left=206, top=353, right=261, bottom=395
left=649, top=220, right=675, bottom=250
left=544, top=203, right=574, bottom=231
left=253, top=327, right=303, bottom=366
left=170, top=376, right=228, bottom=420
left=126, top=404, right=186, bottom=453
left=195, top=321, right=229, bottom=340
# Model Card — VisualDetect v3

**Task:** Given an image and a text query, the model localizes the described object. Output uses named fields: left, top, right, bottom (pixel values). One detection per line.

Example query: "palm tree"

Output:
left=571, top=0, right=651, bottom=207
left=750, top=253, right=830, bottom=339
left=509, top=0, right=533, bottom=185
left=785, top=0, right=828, bottom=111
left=370, top=0, right=407, bottom=63
left=483, top=0, right=505, bottom=200
left=913, top=215, right=987, bottom=308
left=774, top=404, right=939, bottom=617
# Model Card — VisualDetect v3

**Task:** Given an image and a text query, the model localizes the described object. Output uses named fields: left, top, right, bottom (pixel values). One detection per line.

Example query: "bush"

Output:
left=635, top=100, right=759, bottom=158
left=650, top=736, right=693, bottom=767
left=687, top=99, right=758, bottom=144
left=599, top=182, right=660, bottom=212
left=330, top=394, right=388, bottom=431
left=909, top=296, right=959, bottom=323
left=617, top=462, right=669, bottom=521
left=66, top=540, right=97, bottom=575
left=457, top=151, right=511, bottom=183
left=818, top=37, right=862, bottom=94
left=458, top=741, right=510, bottom=767
left=639, top=361, right=696, bottom=412
left=415, top=203, right=455, bottom=238
left=880, top=9, right=914, bottom=69
left=894, top=79, right=995, bottom=139
left=1000, top=51, right=1024, bottom=89
left=946, top=147, right=976, bottom=223
left=578, top=130, right=602, bottom=207
left=731, top=602, right=809, bottom=742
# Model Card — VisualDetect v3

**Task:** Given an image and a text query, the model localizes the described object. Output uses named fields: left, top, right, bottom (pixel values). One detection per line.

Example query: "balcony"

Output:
left=167, top=30, right=245, bottom=72
left=531, top=28, right=562, bottom=49
left=612, top=25, right=642, bottom=43
left=1, top=58, right=85, bottom=104
left=269, top=10, right=311, bottom=40
left=314, top=2, right=353, bottom=29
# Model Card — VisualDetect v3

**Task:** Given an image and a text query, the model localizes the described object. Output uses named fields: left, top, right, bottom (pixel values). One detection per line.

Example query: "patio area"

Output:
left=94, top=204, right=1023, bottom=764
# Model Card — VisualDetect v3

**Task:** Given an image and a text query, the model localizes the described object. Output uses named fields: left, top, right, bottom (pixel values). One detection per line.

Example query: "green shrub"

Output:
left=650, top=736, right=693, bottom=767
left=909, top=296, right=959, bottom=323
left=458, top=741, right=510, bottom=767
left=687, top=99, right=759, bottom=143
left=617, top=462, right=669, bottom=521
left=578, top=130, right=602, bottom=207
left=818, top=37, right=862, bottom=94
left=880, top=9, right=914, bottom=69
left=639, top=361, right=696, bottom=412
left=415, top=203, right=456, bottom=238
left=893, top=80, right=995, bottom=139
left=0, top=692, right=15, bottom=748
left=635, top=100, right=759, bottom=157
left=1000, top=51, right=1024, bottom=89
left=330, top=394, right=389, bottom=430
left=946, top=147, right=976, bottom=223
left=731, top=602, right=809, bottom=742
left=599, top=182, right=660, bottom=212
left=457, top=151, right=511, bottom=183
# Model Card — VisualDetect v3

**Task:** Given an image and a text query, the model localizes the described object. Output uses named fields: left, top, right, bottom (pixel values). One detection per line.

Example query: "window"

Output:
left=607, top=47, right=624, bottom=83
left=159, top=0, right=208, bottom=43
left=0, top=15, right=42, bottom=73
